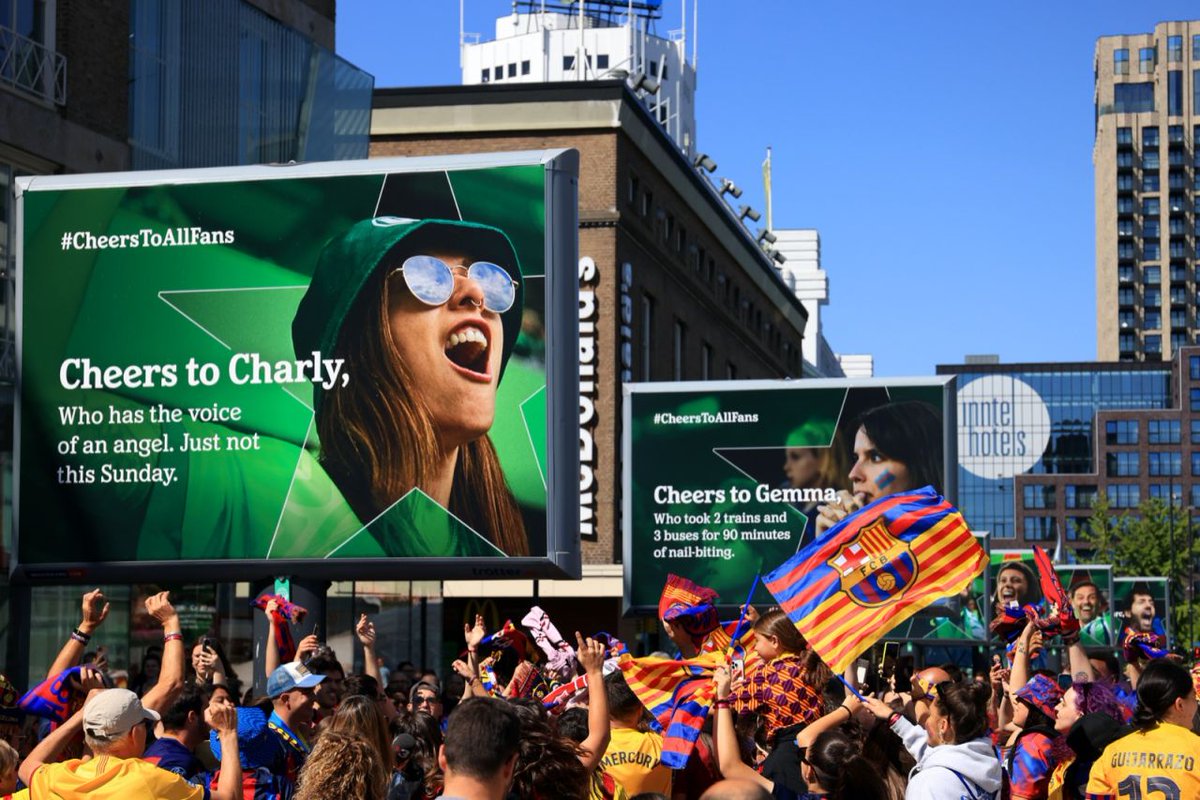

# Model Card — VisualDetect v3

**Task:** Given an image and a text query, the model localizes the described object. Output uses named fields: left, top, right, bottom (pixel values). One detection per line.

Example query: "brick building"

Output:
left=370, top=80, right=812, bottom=642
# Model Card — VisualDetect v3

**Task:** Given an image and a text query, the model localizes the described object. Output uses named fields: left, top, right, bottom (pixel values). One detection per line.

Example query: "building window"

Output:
left=1193, top=485, right=1200, bottom=507
left=1173, top=332, right=1189, bottom=351
left=726, top=361, right=737, bottom=379
left=1148, top=419, right=1181, bottom=444
left=1118, top=198, right=1135, bottom=215
left=641, top=189, right=653, bottom=218
left=1149, top=451, right=1182, bottom=476
left=701, top=342, right=712, bottom=380
left=481, top=69, right=490, bottom=83
left=596, top=54, right=609, bottom=70
left=507, top=63, right=517, bottom=78
left=627, top=174, right=639, bottom=205
left=1023, top=517, right=1057, bottom=542
left=1115, top=83, right=1155, bottom=113
left=1146, top=311, right=1162, bottom=330
left=1140, top=46, right=1156, bottom=73
left=1143, top=197, right=1161, bottom=215
left=1107, top=484, right=1140, bottom=508
left=1118, top=242, right=1136, bottom=259
left=1193, top=452, right=1200, bottom=476
left=1106, top=451, right=1140, bottom=477
left=1144, top=149, right=1161, bottom=169
left=1169, top=71, right=1183, bottom=115
left=1169, top=35, right=1184, bottom=62
left=1145, top=242, right=1162, bottom=261
left=1143, top=249, right=1161, bottom=268
left=1119, top=287, right=1136, bottom=305
left=1192, top=387, right=1200, bottom=411
left=1119, top=333, right=1136, bottom=351
left=673, top=320, right=685, bottom=380
left=1106, top=419, right=1139, bottom=444
left=1143, top=174, right=1161, bottom=192
left=1149, top=483, right=1184, bottom=500
left=1144, top=287, right=1162, bottom=306
left=563, top=55, right=575, bottom=70
left=1146, top=334, right=1163, bottom=353
left=1118, top=174, right=1135, bottom=191
left=1191, top=355, right=1200, bottom=379
left=1119, top=310, right=1137, bottom=329
left=1023, top=485, right=1056, bottom=509
left=521, top=60, right=530, bottom=75
left=1065, top=485, right=1097, bottom=509
left=1064, top=517, right=1089, bottom=541
left=1117, top=126, right=1133, bottom=144
left=494, top=66, right=503, bottom=80
left=1114, top=48, right=1129, bottom=74
left=640, top=294, right=654, bottom=381
left=1144, top=127, right=1161, bottom=147
left=1193, top=421, right=1200, bottom=445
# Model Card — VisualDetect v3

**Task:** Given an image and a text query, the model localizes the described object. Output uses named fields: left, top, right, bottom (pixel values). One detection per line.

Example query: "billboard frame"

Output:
left=13, top=150, right=582, bottom=583
left=620, top=375, right=957, bottom=617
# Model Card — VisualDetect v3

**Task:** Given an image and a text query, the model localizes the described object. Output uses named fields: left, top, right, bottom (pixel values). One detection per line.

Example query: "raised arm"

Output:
left=575, top=633, right=610, bottom=771
left=46, top=589, right=109, bottom=679
left=18, top=677, right=101, bottom=784
left=207, top=698, right=244, bottom=800
left=141, top=591, right=185, bottom=714
left=356, top=614, right=383, bottom=684
left=711, top=665, right=773, bottom=790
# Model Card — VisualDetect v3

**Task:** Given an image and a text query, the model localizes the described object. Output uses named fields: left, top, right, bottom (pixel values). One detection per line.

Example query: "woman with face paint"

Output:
left=815, top=400, right=944, bottom=536
left=292, top=216, right=531, bottom=558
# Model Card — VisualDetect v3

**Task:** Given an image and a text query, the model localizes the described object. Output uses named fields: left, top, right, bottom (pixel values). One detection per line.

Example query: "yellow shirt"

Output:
left=31, top=755, right=205, bottom=800
left=1047, top=758, right=1071, bottom=800
left=1085, top=722, right=1200, bottom=800
left=600, top=726, right=672, bottom=797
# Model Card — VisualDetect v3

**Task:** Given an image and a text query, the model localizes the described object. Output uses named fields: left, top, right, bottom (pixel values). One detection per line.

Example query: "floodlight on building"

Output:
left=693, top=154, right=717, bottom=173
left=630, top=72, right=660, bottom=95
left=719, top=178, right=742, bottom=199
left=756, top=229, right=777, bottom=246
left=739, top=205, right=761, bottom=223
left=771, top=250, right=787, bottom=265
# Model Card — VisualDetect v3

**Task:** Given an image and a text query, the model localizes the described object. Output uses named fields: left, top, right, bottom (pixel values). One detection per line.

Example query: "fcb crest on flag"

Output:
left=828, top=517, right=919, bottom=608
left=766, top=487, right=985, bottom=673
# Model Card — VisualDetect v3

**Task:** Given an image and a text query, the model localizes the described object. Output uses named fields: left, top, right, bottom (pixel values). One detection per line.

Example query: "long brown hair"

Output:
left=318, top=252, right=528, bottom=556
left=753, top=609, right=832, bottom=686
left=326, top=695, right=392, bottom=778
left=296, top=730, right=389, bottom=800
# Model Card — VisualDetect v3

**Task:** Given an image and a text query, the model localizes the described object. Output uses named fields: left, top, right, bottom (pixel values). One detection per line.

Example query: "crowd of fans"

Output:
left=1, top=577, right=1199, bottom=800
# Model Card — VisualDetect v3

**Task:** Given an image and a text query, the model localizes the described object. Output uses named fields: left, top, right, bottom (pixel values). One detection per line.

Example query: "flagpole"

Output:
left=763, top=146, right=773, bottom=233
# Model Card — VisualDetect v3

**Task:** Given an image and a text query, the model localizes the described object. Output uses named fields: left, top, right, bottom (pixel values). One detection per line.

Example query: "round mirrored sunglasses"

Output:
left=390, top=255, right=518, bottom=314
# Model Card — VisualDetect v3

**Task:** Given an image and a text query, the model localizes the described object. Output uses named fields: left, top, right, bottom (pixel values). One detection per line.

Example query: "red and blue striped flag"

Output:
left=765, top=487, right=985, bottom=673
left=618, top=650, right=724, bottom=768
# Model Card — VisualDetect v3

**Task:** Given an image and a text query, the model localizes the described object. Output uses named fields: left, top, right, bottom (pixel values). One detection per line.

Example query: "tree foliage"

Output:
left=1083, top=494, right=1200, bottom=647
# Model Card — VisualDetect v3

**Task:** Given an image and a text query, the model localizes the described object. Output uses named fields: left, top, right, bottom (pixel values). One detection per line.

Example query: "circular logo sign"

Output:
left=957, top=375, right=1051, bottom=480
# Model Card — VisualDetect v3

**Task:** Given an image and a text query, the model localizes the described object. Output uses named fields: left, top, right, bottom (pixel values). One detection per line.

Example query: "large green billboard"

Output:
left=15, top=151, right=581, bottom=581
left=622, top=378, right=958, bottom=620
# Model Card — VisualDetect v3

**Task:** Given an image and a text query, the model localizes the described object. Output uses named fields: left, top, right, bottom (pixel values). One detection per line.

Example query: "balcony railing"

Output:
left=0, top=24, right=66, bottom=105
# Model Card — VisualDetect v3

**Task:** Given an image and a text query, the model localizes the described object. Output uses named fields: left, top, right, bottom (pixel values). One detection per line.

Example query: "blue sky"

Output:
left=339, top=2, right=1200, bottom=376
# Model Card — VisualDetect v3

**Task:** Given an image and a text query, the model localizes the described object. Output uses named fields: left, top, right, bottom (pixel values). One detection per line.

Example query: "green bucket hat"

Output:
left=293, top=216, right=526, bottom=413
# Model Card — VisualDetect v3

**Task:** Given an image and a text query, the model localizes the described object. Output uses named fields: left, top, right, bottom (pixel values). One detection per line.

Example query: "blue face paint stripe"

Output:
left=875, top=469, right=896, bottom=490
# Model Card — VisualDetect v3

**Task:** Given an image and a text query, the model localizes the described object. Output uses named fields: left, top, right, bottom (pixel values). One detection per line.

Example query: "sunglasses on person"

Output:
left=390, top=255, right=519, bottom=314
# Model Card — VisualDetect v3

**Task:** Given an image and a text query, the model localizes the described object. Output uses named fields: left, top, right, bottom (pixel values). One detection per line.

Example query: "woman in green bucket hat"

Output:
left=292, top=215, right=530, bottom=557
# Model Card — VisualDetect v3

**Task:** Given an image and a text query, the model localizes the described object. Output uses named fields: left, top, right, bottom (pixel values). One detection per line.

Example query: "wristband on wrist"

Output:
left=713, top=698, right=731, bottom=709
left=841, top=705, right=853, bottom=719
left=164, top=632, right=184, bottom=643
left=887, top=711, right=902, bottom=726
left=70, top=629, right=91, bottom=644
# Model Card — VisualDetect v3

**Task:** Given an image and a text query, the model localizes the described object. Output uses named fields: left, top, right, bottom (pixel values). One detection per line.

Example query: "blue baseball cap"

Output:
left=266, top=662, right=324, bottom=698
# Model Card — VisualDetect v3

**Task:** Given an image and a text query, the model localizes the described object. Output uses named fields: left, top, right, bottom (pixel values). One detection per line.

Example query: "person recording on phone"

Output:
left=815, top=401, right=944, bottom=536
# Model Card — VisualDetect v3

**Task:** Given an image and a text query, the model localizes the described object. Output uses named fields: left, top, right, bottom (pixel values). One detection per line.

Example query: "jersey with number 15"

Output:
left=1085, top=721, right=1200, bottom=800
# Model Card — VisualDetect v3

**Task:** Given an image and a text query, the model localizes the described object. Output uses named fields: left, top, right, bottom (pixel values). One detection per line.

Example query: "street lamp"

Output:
left=719, top=178, right=742, bottom=199
left=693, top=154, right=717, bottom=173
left=738, top=205, right=761, bottom=223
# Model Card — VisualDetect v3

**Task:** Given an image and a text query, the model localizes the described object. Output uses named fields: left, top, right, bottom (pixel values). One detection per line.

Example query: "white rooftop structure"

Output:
left=461, top=1, right=697, bottom=154
left=774, top=229, right=874, bottom=378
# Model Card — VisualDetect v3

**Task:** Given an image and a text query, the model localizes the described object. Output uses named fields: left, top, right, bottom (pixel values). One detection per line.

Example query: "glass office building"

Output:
left=936, top=361, right=1172, bottom=542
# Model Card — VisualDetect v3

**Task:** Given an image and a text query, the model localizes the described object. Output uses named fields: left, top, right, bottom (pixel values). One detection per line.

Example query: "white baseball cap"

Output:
left=82, top=688, right=159, bottom=738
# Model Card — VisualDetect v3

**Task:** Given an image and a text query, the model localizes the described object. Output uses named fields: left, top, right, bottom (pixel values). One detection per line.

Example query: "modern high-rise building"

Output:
left=1095, top=21, right=1200, bottom=362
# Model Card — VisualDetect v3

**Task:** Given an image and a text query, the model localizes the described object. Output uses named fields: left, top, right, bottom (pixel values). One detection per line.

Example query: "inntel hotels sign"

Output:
left=957, top=375, right=1052, bottom=481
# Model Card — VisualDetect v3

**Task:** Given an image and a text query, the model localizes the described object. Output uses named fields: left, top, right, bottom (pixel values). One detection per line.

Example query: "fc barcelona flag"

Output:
left=765, top=487, right=985, bottom=673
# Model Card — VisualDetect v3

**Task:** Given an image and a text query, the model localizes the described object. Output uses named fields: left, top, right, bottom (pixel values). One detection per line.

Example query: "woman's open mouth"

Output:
left=444, top=324, right=491, bottom=380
